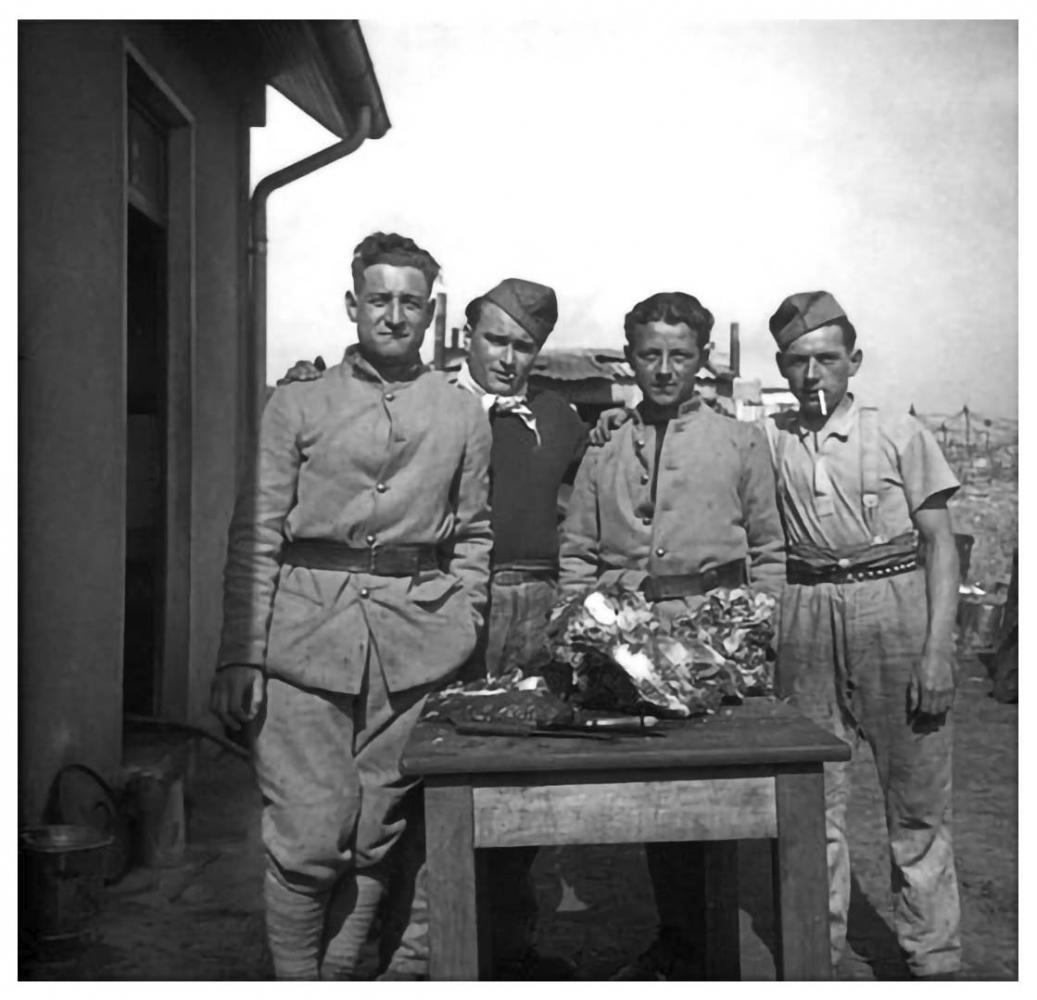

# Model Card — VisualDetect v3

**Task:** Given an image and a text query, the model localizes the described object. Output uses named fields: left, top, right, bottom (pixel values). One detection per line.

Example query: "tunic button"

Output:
left=376, top=483, right=388, bottom=493
left=359, top=588, right=370, bottom=599
left=384, top=392, right=395, bottom=402
left=365, top=534, right=376, bottom=546
left=641, top=516, right=652, bottom=526
left=640, top=474, right=650, bottom=485
left=635, top=439, right=645, bottom=448
left=656, top=547, right=666, bottom=557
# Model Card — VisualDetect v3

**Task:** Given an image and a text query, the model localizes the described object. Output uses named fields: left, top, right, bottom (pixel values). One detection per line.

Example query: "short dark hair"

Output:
left=464, top=296, right=485, bottom=329
left=833, top=318, right=857, bottom=352
left=351, top=232, right=440, bottom=294
left=623, top=291, right=714, bottom=348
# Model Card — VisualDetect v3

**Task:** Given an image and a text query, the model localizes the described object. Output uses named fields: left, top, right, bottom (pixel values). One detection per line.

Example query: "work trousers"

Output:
left=380, top=577, right=556, bottom=978
left=776, top=569, right=961, bottom=977
left=252, top=653, right=431, bottom=979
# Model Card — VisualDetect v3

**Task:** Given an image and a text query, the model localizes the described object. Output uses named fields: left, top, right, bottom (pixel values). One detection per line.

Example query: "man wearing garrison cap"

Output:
left=279, top=276, right=586, bottom=980
left=378, top=277, right=586, bottom=981
left=764, top=290, right=962, bottom=979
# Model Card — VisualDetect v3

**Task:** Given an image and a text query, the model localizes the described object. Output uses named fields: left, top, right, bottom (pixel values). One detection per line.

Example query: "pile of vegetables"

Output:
left=547, top=585, right=777, bottom=718
left=422, top=585, right=777, bottom=724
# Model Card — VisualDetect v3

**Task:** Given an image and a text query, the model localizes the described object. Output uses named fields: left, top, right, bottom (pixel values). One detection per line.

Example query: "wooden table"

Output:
left=401, top=698, right=850, bottom=980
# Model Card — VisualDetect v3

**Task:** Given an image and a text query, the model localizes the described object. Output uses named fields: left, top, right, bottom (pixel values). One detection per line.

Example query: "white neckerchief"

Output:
left=455, top=363, right=541, bottom=445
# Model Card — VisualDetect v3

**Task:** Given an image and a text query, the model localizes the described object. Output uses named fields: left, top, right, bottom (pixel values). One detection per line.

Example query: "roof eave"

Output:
left=260, top=20, right=390, bottom=141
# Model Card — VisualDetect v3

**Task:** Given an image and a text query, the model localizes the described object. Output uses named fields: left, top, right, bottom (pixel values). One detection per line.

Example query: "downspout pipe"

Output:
left=247, top=104, right=373, bottom=430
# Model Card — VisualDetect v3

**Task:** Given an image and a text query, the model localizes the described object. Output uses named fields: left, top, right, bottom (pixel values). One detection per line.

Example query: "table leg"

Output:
left=425, top=780, right=481, bottom=980
left=703, top=841, right=741, bottom=979
left=772, top=766, right=831, bottom=980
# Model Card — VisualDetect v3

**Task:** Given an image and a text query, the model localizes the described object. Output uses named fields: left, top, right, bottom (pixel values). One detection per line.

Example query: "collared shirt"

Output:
left=559, top=394, right=786, bottom=599
left=455, top=362, right=541, bottom=444
left=217, top=347, right=493, bottom=694
left=766, top=393, right=959, bottom=552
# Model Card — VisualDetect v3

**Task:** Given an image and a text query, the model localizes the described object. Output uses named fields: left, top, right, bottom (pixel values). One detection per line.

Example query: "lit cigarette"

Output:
left=819, top=392, right=828, bottom=417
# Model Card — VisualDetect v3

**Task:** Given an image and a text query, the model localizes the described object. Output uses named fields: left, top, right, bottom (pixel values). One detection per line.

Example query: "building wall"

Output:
left=18, top=22, right=256, bottom=822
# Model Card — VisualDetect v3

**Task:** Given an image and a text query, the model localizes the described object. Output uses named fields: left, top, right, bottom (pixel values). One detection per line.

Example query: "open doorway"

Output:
left=124, top=202, right=168, bottom=715
left=123, top=52, right=194, bottom=722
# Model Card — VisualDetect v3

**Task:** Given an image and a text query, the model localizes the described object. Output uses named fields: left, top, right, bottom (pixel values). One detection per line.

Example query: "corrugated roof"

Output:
left=532, top=349, right=722, bottom=385
left=531, top=350, right=632, bottom=382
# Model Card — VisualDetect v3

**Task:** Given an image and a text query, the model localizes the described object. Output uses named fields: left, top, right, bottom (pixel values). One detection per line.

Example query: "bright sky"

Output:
left=251, top=18, right=1017, bottom=417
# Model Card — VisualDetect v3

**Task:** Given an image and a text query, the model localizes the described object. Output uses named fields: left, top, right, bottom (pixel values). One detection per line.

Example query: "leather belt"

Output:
left=640, top=559, right=746, bottom=601
left=787, top=556, right=920, bottom=586
left=281, top=540, right=439, bottom=576
left=492, top=559, right=559, bottom=585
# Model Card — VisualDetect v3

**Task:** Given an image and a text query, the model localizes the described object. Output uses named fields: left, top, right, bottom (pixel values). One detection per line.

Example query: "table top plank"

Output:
left=402, top=698, right=850, bottom=777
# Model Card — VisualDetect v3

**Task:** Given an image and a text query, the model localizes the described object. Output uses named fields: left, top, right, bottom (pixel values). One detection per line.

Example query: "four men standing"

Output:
left=216, top=230, right=963, bottom=981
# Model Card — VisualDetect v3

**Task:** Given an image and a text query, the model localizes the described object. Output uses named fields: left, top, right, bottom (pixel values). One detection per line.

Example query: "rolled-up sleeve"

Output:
left=444, top=403, right=494, bottom=630
left=900, top=420, right=960, bottom=513
left=217, top=388, right=301, bottom=668
left=738, top=423, right=787, bottom=599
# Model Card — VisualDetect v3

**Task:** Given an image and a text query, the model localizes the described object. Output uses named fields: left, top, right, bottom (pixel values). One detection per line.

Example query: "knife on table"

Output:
left=451, top=720, right=615, bottom=741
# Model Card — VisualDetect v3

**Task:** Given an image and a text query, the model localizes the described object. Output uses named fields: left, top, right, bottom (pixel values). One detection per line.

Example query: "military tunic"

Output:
left=218, top=348, right=493, bottom=693
left=560, top=395, right=786, bottom=601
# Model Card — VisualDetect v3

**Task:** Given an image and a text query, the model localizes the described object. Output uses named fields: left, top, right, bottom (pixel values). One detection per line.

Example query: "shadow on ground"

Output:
left=20, top=664, right=1016, bottom=981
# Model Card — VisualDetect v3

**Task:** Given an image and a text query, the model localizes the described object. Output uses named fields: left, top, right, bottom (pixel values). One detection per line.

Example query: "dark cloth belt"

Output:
left=640, top=559, right=746, bottom=602
left=786, top=531, right=921, bottom=586
left=281, top=540, right=439, bottom=576
left=492, top=559, right=559, bottom=585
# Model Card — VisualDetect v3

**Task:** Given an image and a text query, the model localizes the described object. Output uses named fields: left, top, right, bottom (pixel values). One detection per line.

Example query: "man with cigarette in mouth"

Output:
left=765, top=290, right=962, bottom=979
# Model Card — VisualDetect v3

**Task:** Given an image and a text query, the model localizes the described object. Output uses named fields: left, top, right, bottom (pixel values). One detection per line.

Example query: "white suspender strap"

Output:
left=859, top=405, right=881, bottom=538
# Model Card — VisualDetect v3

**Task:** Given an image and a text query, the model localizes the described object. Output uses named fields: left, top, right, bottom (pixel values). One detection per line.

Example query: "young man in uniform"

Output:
left=559, top=290, right=786, bottom=979
left=765, top=290, right=961, bottom=979
left=211, top=232, right=493, bottom=980
left=281, top=277, right=585, bottom=979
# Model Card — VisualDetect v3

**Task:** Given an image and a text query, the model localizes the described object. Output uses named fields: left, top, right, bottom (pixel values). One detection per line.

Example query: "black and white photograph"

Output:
left=14, top=2, right=1022, bottom=983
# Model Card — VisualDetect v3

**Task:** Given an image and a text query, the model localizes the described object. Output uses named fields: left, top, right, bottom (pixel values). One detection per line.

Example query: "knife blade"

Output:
left=452, top=721, right=614, bottom=741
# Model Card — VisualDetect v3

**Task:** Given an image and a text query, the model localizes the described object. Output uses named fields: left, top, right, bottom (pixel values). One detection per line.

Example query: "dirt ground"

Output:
left=19, top=653, right=1016, bottom=982
left=21, top=480, right=1017, bottom=982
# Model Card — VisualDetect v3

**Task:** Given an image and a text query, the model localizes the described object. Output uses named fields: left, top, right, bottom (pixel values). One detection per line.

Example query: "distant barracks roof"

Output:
left=531, top=349, right=723, bottom=385
left=531, top=350, right=632, bottom=382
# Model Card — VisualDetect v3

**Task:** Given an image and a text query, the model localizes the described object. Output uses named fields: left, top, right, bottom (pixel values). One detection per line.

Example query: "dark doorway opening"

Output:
left=124, top=203, right=167, bottom=715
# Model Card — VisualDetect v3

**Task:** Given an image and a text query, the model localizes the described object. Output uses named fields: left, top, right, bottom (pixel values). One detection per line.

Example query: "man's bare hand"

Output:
left=588, top=406, right=632, bottom=447
left=211, top=665, right=266, bottom=731
left=908, top=645, right=956, bottom=718
left=276, top=356, right=326, bottom=386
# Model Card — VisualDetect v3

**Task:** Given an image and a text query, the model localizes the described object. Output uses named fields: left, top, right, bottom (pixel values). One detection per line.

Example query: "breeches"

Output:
left=252, top=651, right=432, bottom=893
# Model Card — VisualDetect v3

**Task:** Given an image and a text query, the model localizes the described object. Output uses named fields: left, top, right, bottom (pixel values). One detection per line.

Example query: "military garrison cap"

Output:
left=479, top=278, right=558, bottom=346
left=769, top=290, right=847, bottom=351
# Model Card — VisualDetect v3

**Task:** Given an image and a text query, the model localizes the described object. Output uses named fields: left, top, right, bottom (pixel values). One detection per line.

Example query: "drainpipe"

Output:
left=246, top=105, right=373, bottom=446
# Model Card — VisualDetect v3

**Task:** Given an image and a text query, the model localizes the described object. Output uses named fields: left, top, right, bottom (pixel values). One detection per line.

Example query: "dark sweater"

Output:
left=489, top=389, right=588, bottom=566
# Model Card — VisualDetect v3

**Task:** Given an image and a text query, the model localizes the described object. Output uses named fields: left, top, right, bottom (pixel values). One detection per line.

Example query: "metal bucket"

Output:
left=20, top=825, right=113, bottom=941
left=127, top=769, right=185, bottom=868
left=958, top=597, right=1005, bottom=651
